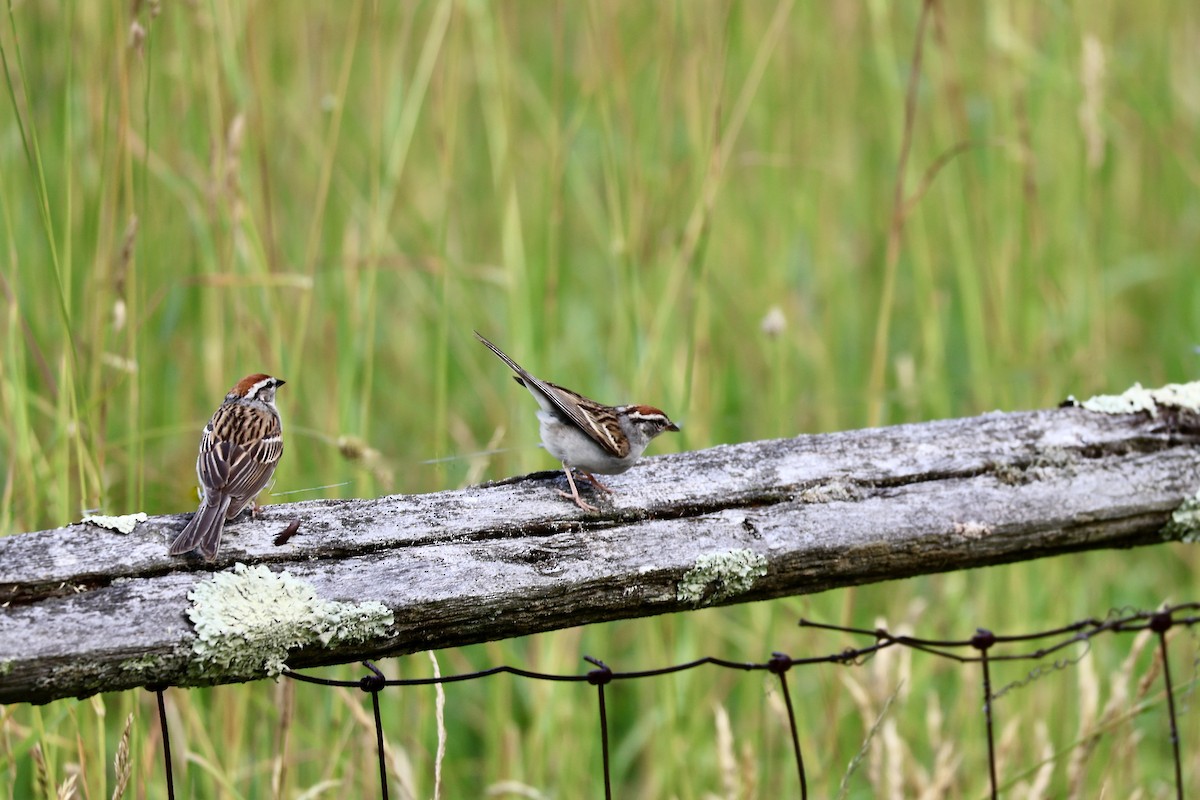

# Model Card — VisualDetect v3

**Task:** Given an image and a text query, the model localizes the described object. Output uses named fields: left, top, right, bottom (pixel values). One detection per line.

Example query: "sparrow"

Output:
left=169, top=373, right=285, bottom=560
left=475, top=331, right=679, bottom=511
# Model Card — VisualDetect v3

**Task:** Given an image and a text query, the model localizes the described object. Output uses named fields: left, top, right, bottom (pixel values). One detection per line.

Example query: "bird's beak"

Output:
left=667, top=421, right=681, bottom=432
left=275, top=379, right=287, bottom=387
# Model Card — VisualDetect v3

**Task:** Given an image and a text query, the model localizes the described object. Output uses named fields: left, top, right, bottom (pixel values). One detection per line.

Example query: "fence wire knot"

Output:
left=1150, top=610, right=1173, bottom=633
left=836, top=647, right=865, bottom=665
left=359, top=660, right=387, bottom=693
left=584, top=655, right=613, bottom=685
left=767, top=651, right=793, bottom=674
left=971, top=628, right=996, bottom=651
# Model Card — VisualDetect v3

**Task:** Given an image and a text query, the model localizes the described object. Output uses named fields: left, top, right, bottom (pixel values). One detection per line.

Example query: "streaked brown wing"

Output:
left=197, top=434, right=231, bottom=490
left=538, top=380, right=630, bottom=459
left=221, top=439, right=281, bottom=500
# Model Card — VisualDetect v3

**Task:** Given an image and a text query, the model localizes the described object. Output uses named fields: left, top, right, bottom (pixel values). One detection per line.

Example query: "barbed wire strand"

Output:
left=148, top=603, right=1199, bottom=797
left=361, top=661, right=389, bottom=800
left=584, top=656, right=614, bottom=800
left=767, top=652, right=807, bottom=800
left=154, top=688, right=176, bottom=800
left=1152, top=611, right=1185, bottom=800
left=973, top=629, right=998, bottom=800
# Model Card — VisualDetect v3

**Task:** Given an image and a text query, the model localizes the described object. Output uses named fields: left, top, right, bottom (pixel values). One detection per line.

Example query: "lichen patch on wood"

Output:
left=1162, top=490, right=1200, bottom=544
left=677, top=549, right=768, bottom=606
left=187, top=563, right=393, bottom=679
left=1080, top=380, right=1200, bottom=417
left=81, top=512, right=149, bottom=535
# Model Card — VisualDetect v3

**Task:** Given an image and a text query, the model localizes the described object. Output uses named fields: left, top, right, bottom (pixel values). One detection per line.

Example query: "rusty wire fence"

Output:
left=143, top=602, right=1200, bottom=799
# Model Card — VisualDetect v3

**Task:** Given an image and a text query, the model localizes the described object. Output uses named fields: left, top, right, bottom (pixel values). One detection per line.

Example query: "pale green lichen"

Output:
left=1080, top=381, right=1200, bottom=417
left=0, top=659, right=11, bottom=677
left=187, top=563, right=393, bottom=679
left=82, top=512, right=148, bottom=534
left=1162, top=489, right=1200, bottom=544
left=119, top=654, right=168, bottom=675
left=677, top=549, right=768, bottom=607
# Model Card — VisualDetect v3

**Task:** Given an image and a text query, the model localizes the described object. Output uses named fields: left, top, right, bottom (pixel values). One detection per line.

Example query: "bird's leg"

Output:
left=251, top=481, right=277, bottom=518
left=556, top=465, right=599, bottom=512
left=579, top=472, right=614, bottom=493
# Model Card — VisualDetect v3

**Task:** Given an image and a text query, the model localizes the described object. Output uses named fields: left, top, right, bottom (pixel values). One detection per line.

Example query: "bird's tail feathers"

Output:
left=168, top=496, right=232, bottom=561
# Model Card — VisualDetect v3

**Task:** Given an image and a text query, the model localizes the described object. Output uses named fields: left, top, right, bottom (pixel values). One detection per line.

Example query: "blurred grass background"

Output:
left=2, top=0, right=1198, bottom=796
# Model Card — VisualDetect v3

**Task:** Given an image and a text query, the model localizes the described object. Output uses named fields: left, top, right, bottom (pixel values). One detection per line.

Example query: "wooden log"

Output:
left=2, top=385, right=1198, bottom=705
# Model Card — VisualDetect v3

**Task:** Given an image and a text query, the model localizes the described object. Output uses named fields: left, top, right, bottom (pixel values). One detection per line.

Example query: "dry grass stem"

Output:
left=110, top=713, right=133, bottom=800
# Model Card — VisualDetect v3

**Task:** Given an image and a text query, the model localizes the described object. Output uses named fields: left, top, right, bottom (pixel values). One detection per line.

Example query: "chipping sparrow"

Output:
left=475, top=332, right=679, bottom=511
left=169, top=373, right=285, bottom=560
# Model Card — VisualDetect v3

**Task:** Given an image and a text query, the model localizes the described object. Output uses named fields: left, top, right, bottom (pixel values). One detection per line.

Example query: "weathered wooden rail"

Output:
left=2, top=383, right=1198, bottom=705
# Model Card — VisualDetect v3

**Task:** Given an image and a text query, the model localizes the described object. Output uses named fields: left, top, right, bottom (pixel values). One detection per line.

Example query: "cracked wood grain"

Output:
left=1, top=404, right=1198, bottom=705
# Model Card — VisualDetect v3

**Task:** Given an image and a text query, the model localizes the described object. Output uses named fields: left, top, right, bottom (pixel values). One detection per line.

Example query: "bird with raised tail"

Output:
left=475, top=331, right=679, bottom=511
left=169, top=373, right=285, bottom=560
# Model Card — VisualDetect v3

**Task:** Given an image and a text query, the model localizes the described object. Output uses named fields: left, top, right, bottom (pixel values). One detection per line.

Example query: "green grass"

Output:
left=3, top=1, right=1199, bottom=797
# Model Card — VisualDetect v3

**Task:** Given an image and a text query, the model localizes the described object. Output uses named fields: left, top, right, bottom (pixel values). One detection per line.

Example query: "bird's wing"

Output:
left=538, top=380, right=629, bottom=458
left=197, top=404, right=283, bottom=501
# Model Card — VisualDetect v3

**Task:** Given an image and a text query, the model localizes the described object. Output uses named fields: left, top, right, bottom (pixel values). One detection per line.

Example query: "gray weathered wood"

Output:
left=2, top=400, right=1198, bottom=705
